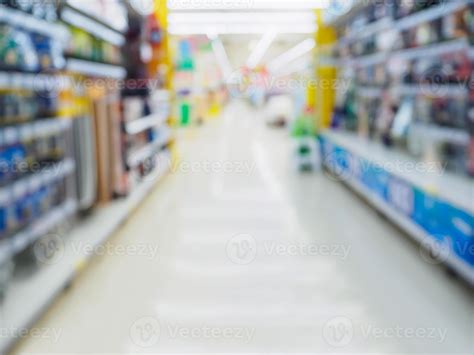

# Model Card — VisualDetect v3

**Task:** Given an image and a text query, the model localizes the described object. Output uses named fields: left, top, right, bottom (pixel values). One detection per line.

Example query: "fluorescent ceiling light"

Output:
left=274, top=55, right=311, bottom=77
left=267, top=38, right=315, bottom=72
left=210, top=36, right=232, bottom=77
left=168, top=12, right=316, bottom=24
left=246, top=31, right=277, bottom=68
left=168, top=24, right=316, bottom=35
left=168, top=0, right=330, bottom=10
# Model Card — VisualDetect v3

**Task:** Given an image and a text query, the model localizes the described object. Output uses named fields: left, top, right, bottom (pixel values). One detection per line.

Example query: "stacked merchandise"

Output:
left=332, top=0, right=473, bottom=175
left=174, top=38, right=195, bottom=126
left=60, top=1, right=129, bottom=203
left=324, top=0, right=474, bottom=284
left=0, top=2, right=76, bottom=300
left=0, top=1, right=173, bottom=352
left=122, top=10, right=172, bottom=190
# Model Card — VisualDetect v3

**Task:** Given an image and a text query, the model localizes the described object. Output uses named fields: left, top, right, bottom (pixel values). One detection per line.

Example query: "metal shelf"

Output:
left=338, top=39, right=469, bottom=68
left=61, top=6, right=125, bottom=46
left=394, top=1, right=470, bottom=32
left=125, top=113, right=168, bottom=136
left=0, top=158, right=76, bottom=204
left=321, top=131, right=473, bottom=214
left=395, top=84, right=469, bottom=99
left=0, top=72, right=70, bottom=91
left=338, top=17, right=392, bottom=47
left=65, top=59, right=126, bottom=80
left=0, top=119, right=72, bottom=146
left=392, top=39, right=469, bottom=61
left=0, top=6, right=69, bottom=42
left=410, top=123, right=470, bottom=145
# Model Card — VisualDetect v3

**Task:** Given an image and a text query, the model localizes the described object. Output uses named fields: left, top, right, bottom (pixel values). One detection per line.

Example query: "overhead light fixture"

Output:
left=167, top=0, right=330, bottom=10
left=246, top=31, right=277, bottom=69
left=267, top=38, right=315, bottom=73
left=168, top=11, right=316, bottom=25
left=209, top=35, right=232, bottom=78
left=168, top=24, right=316, bottom=35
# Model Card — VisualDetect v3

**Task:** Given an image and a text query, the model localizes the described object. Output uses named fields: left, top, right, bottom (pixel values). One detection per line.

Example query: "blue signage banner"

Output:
left=319, top=136, right=474, bottom=269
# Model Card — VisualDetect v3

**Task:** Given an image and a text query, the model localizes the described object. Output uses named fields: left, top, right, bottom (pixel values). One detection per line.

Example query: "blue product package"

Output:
left=0, top=190, right=9, bottom=238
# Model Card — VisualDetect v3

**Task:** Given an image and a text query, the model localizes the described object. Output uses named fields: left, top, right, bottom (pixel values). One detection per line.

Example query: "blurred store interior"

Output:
left=0, top=0, right=473, bottom=353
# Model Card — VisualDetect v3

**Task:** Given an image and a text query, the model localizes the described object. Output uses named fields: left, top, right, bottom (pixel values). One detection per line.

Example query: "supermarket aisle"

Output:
left=14, top=101, right=473, bottom=353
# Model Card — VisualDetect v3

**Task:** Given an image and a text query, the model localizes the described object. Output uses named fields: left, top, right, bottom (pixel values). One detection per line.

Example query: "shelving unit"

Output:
left=0, top=2, right=175, bottom=352
left=0, top=150, right=171, bottom=354
left=323, top=0, right=474, bottom=285
left=320, top=132, right=474, bottom=285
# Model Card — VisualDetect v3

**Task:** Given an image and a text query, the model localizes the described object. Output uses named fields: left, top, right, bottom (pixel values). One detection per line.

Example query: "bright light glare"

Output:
left=168, top=24, right=316, bottom=35
left=168, top=0, right=330, bottom=10
left=246, top=32, right=277, bottom=69
left=168, top=12, right=316, bottom=24
left=267, top=38, right=315, bottom=73
left=210, top=36, right=233, bottom=78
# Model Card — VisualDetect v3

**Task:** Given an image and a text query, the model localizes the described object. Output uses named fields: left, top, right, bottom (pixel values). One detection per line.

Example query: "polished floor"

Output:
left=14, top=102, right=474, bottom=353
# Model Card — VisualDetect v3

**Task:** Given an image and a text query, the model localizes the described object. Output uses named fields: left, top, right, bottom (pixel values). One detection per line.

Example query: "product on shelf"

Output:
left=66, top=25, right=122, bottom=65
left=332, top=0, right=473, bottom=177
